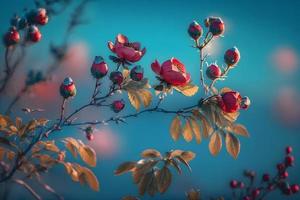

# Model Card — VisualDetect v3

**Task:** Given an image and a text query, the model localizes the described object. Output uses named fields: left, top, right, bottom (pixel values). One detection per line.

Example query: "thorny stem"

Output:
left=58, top=98, right=67, bottom=125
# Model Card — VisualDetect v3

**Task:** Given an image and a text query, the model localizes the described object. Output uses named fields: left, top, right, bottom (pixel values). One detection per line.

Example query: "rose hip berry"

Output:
left=251, top=188, right=260, bottom=198
left=230, top=180, right=239, bottom=189
left=28, top=25, right=42, bottom=42
left=34, top=8, right=48, bottom=25
left=277, top=163, right=285, bottom=171
left=86, top=132, right=94, bottom=141
left=130, top=65, right=144, bottom=81
left=109, top=71, right=124, bottom=86
left=285, top=155, right=295, bottom=166
left=206, top=64, right=222, bottom=80
left=111, top=100, right=125, bottom=113
left=91, top=56, right=108, bottom=79
left=188, top=20, right=203, bottom=40
left=262, top=173, right=270, bottom=182
left=280, top=171, right=289, bottom=179
left=243, top=196, right=251, bottom=200
left=224, top=47, right=240, bottom=67
left=3, top=27, right=20, bottom=46
left=291, top=184, right=300, bottom=193
left=205, top=17, right=225, bottom=36
left=60, top=77, right=76, bottom=99
left=286, top=146, right=293, bottom=154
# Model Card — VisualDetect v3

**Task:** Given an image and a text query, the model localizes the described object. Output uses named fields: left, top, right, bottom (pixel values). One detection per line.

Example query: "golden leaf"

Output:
left=141, top=149, right=161, bottom=158
left=189, top=117, right=201, bottom=144
left=169, top=150, right=183, bottom=159
left=230, top=124, right=249, bottom=137
left=6, top=151, right=15, bottom=160
left=174, top=83, right=199, bottom=96
left=176, top=156, right=192, bottom=172
left=169, top=159, right=182, bottom=174
left=138, top=171, right=152, bottom=195
left=128, top=90, right=141, bottom=110
left=123, top=69, right=130, bottom=78
left=139, top=89, right=152, bottom=108
left=115, top=161, right=136, bottom=175
left=44, top=141, right=60, bottom=153
left=182, top=120, right=193, bottom=142
left=209, top=133, right=222, bottom=156
left=186, top=188, right=201, bottom=200
left=15, top=117, right=22, bottom=129
left=9, top=125, right=18, bottom=133
left=80, top=166, right=100, bottom=191
left=78, top=145, right=97, bottom=167
left=181, top=151, right=196, bottom=162
left=169, top=115, right=182, bottom=141
left=36, top=118, right=49, bottom=126
left=0, top=115, right=11, bottom=128
left=0, top=147, right=5, bottom=160
left=63, top=138, right=79, bottom=158
left=192, top=110, right=212, bottom=138
left=156, top=167, right=172, bottom=193
left=225, top=133, right=240, bottom=159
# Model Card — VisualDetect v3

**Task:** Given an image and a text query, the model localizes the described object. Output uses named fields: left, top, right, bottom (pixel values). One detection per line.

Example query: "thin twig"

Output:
left=12, top=179, right=42, bottom=200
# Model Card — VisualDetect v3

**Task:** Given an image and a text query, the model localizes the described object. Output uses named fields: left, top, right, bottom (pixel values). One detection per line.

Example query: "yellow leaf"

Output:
left=64, top=138, right=79, bottom=158
left=156, top=167, right=172, bottom=193
left=115, top=161, right=136, bottom=175
left=123, top=69, right=130, bottom=78
left=225, top=133, right=240, bottom=159
left=174, top=83, right=199, bottom=96
left=230, top=124, right=249, bottom=137
left=169, top=116, right=182, bottom=141
left=209, top=133, right=222, bottom=156
left=192, top=110, right=212, bottom=138
left=80, top=166, right=100, bottom=191
left=128, top=90, right=141, bottom=110
left=181, top=151, right=196, bottom=162
left=189, top=117, right=201, bottom=144
left=139, top=89, right=152, bottom=107
left=0, top=115, right=12, bottom=128
left=78, top=145, right=97, bottom=167
left=44, top=141, right=60, bottom=153
left=182, top=120, right=193, bottom=142
left=141, top=149, right=161, bottom=158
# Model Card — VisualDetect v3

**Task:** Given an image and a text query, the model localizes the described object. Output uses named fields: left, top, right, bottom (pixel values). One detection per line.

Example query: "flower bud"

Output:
left=205, top=17, right=225, bottom=36
left=91, top=56, right=108, bottom=79
left=60, top=77, right=76, bottom=98
left=188, top=20, right=203, bottom=40
left=241, top=96, right=251, bottom=110
left=130, top=65, right=144, bottom=81
left=3, top=27, right=20, bottom=46
left=206, top=64, right=222, bottom=80
left=224, top=47, right=240, bottom=67
left=109, top=71, right=124, bottom=85
left=28, top=25, right=42, bottom=42
left=111, top=100, right=125, bottom=113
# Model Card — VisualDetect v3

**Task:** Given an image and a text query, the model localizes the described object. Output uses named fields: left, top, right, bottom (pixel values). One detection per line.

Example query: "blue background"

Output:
left=0, top=0, right=300, bottom=199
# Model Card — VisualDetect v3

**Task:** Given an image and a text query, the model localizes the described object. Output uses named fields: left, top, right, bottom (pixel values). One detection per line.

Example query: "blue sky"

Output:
left=0, top=0, right=300, bottom=199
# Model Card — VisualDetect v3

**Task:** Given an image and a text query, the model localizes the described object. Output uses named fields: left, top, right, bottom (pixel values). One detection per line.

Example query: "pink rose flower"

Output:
left=108, top=34, right=146, bottom=63
left=151, top=57, right=191, bottom=86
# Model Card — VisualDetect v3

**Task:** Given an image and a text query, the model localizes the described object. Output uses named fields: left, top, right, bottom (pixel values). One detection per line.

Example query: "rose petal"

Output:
left=151, top=60, right=161, bottom=75
left=108, top=41, right=115, bottom=52
left=116, top=34, right=128, bottom=44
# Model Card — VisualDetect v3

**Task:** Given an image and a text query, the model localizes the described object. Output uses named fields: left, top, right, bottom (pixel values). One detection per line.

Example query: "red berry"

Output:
left=277, top=163, right=285, bottom=171
left=291, top=184, right=300, bottom=193
left=109, top=71, right=124, bottom=85
left=60, top=77, right=76, bottom=98
left=280, top=171, right=289, bottom=179
left=230, top=180, right=238, bottom=189
left=224, top=47, right=240, bottom=67
left=86, top=132, right=94, bottom=141
left=188, top=20, right=203, bottom=40
left=28, top=25, right=42, bottom=42
left=218, top=91, right=242, bottom=113
left=285, top=155, right=295, bottom=166
left=205, top=17, right=225, bottom=36
left=243, top=196, right=251, bottom=200
left=251, top=189, right=260, bottom=198
left=130, top=65, right=144, bottom=81
left=286, top=146, right=293, bottom=154
left=262, top=173, right=270, bottom=182
left=3, top=27, right=20, bottom=46
left=35, top=8, right=48, bottom=25
left=206, top=64, right=222, bottom=80
left=241, top=96, right=251, bottom=110
left=91, top=56, right=108, bottom=79
left=112, top=100, right=125, bottom=113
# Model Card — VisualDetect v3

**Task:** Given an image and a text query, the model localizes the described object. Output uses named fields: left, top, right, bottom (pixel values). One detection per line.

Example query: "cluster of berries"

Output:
left=3, top=8, right=48, bottom=46
left=229, top=146, right=298, bottom=199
